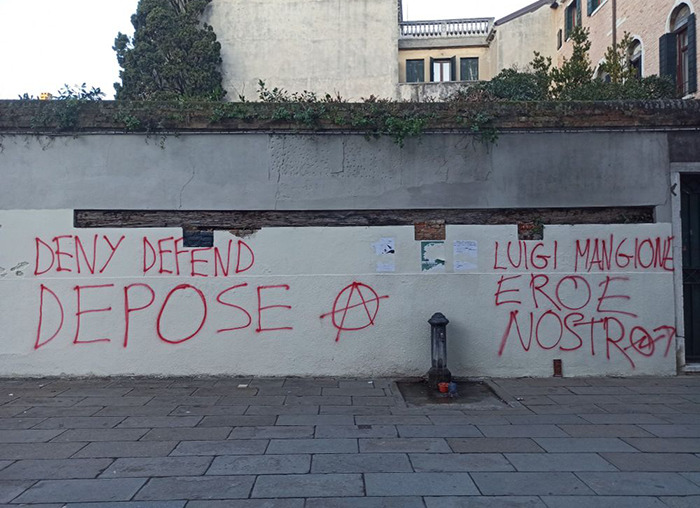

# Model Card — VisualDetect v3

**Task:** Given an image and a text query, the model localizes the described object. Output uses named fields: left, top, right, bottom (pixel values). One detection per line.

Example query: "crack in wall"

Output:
left=179, top=163, right=196, bottom=210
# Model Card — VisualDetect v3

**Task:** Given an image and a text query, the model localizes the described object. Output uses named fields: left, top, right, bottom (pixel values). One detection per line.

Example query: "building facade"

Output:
left=556, top=0, right=699, bottom=98
left=206, top=0, right=698, bottom=101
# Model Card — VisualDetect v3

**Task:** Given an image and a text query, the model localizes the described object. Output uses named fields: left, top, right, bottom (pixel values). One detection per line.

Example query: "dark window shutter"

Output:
left=429, top=57, right=435, bottom=82
left=659, top=32, right=678, bottom=86
left=587, top=0, right=593, bottom=16
left=689, top=14, right=697, bottom=93
left=576, top=0, right=582, bottom=26
left=450, top=56, right=457, bottom=81
left=565, top=5, right=574, bottom=38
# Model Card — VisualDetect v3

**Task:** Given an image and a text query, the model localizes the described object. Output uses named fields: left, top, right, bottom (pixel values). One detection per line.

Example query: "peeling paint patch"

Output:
left=10, top=262, right=29, bottom=272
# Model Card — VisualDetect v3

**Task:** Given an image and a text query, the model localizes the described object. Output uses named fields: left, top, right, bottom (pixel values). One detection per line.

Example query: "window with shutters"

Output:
left=660, top=4, right=697, bottom=96
left=406, top=59, right=425, bottom=83
left=629, top=39, right=643, bottom=79
left=431, top=58, right=454, bottom=82
left=565, top=1, right=581, bottom=40
left=587, top=0, right=602, bottom=16
left=460, top=58, right=479, bottom=81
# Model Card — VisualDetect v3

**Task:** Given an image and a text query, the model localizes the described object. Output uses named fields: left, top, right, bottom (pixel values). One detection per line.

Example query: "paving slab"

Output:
left=410, top=452, right=514, bottom=472
left=0, top=442, right=87, bottom=460
left=660, top=496, right=700, bottom=507
left=73, top=441, right=178, bottom=459
left=314, top=425, right=397, bottom=438
left=50, top=428, right=149, bottom=442
left=139, top=427, right=231, bottom=441
left=276, top=415, right=353, bottom=426
left=251, top=473, right=363, bottom=498
left=245, top=406, right=320, bottom=416
left=95, top=406, right=177, bottom=417
left=623, top=437, right=700, bottom=452
left=448, top=438, right=544, bottom=453
left=577, top=413, right=667, bottom=424
left=266, top=438, right=357, bottom=454
left=360, top=437, right=450, bottom=453
left=171, top=440, right=268, bottom=456
left=99, top=456, right=213, bottom=478
left=118, top=416, right=202, bottom=428
left=471, top=472, right=594, bottom=496
left=0, top=480, right=34, bottom=503
left=306, top=497, right=424, bottom=507
left=576, top=471, right=700, bottom=495
left=640, top=424, right=700, bottom=437
left=478, top=425, right=568, bottom=438
left=170, top=405, right=248, bottom=416
left=601, top=452, right=700, bottom=471
left=0, top=417, right=47, bottom=429
left=541, top=496, right=667, bottom=507
left=207, top=455, right=310, bottom=475
left=364, top=472, right=479, bottom=496
left=424, top=497, right=546, bottom=507
left=135, top=475, right=255, bottom=500
left=229, top=426, right=314, bottom=439
left=534, top=437, right=638, bottom=453
left=13, top=478, right=147, bottom=503
left=504, top=452, right=616, bottom=472
left=186, top=500, right=303, bottom=508
left=397, top=424, right=481, bottom=438
left=311, top=453, right=412, bottom=473
left=0, top=458, right=113, bottom=480
left=0, top=429, right=65, bottom=443
left=197, top=416, right=277, bottom=427
left=62, top=502, right=185, bottom=508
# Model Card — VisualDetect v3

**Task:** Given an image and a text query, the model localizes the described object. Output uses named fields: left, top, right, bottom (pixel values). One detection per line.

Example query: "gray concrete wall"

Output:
left=207, top=0, right=399, bottom=101
left=0, top=131, right=670, bottom=212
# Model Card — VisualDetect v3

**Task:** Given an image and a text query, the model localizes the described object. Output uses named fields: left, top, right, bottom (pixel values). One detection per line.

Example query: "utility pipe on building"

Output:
left=612, top=0, right=617, bottom=49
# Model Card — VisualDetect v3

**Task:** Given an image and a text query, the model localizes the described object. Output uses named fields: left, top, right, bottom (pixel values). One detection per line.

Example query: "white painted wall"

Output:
left=0, top=211, right=676, bottom=377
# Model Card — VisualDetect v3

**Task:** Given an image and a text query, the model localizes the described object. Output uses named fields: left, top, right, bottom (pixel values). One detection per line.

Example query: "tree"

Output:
left=456, top=26, right=675, bottom=102
left=114, top=0, right=225, bottom=101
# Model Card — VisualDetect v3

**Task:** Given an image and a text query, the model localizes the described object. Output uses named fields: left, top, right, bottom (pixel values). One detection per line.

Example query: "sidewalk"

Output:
left=0, top=375, right=699, bottom=507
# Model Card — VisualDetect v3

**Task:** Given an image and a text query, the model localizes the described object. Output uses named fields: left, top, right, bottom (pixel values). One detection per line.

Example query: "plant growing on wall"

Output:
left=113, top=0, right=225, bottom=101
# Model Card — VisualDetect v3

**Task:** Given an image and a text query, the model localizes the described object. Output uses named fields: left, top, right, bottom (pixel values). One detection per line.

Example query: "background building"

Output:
left=556, top=0, right=698, bottom=98
left=207, top=0, right=697, bottom=101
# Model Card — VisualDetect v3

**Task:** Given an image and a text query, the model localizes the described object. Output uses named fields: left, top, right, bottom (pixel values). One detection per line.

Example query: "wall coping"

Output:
left=0, top=99, right=699, bottom=135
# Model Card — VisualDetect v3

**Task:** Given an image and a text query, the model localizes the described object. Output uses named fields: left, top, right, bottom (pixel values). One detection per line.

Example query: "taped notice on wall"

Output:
left=372, top=237, right=395, bottom=272
left=421, top=241, right=445, bottom=273
left=454, top=240, right=478, bottom=271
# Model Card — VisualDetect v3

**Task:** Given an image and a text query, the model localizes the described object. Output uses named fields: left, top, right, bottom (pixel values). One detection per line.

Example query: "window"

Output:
left=433, top=59, right=452, bottom=82
left=460, top=58, right=479, bottom=81
left=587, top=0, right=602, bottom=16
left=430, top=57, right=456, bottom=82
left=660, top=4, right=697, bottom=96
left=557, top=29, right=563, bottom=50
left=629, top=39, right=642, bottom=79
left=406, top=59, right=425, bottom=83
left=565, top=1, right=582, bottom=39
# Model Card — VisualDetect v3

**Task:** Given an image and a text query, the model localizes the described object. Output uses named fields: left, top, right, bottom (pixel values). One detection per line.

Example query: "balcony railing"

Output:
left=399, top=18, right=494, bottom=39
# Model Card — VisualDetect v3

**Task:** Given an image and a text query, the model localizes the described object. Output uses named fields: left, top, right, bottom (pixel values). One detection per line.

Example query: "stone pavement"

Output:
left=1, top=376, right=700, bottom=507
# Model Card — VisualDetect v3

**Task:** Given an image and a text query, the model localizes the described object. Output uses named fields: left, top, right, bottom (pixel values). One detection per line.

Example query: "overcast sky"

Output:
left=0, top=0, right=535, bottom=99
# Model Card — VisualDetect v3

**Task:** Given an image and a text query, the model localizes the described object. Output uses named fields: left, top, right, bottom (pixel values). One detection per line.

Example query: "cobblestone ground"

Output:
left=0, top=375, right=700, bottom=506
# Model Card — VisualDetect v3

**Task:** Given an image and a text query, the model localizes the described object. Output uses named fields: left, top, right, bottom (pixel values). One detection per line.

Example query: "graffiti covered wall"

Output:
left=0, top=210, right=676, bottom=377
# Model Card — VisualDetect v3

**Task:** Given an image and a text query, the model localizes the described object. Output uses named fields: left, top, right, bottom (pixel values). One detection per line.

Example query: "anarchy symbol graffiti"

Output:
left=320, top=282, right=389, bottom=342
